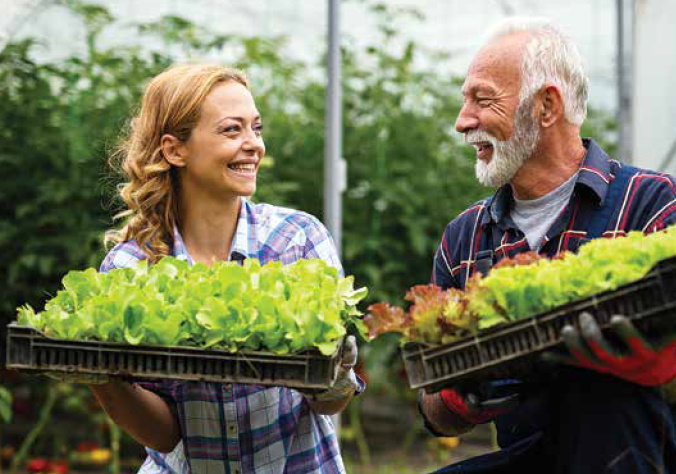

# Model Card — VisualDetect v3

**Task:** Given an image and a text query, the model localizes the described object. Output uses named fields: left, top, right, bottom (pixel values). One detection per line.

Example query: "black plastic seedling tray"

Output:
left=6, top=325, right=341, bottom=390
left=402, top=255, right=676, bottom=393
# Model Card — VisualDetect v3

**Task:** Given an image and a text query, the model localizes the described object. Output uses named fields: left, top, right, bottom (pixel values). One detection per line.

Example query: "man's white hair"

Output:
left=486, top=17, right=588, bottom=126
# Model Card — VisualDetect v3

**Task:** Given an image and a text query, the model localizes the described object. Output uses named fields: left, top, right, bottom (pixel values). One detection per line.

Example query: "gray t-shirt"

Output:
left=511, top=172, right=578, bottom=251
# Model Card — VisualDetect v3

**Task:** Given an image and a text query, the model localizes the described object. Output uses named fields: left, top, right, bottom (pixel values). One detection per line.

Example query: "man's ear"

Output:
left=160, top=134, right=187, bottom=167
left=535, top=83, right=564, bottom=128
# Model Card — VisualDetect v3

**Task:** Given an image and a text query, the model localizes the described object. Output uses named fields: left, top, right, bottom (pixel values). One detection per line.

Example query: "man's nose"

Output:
left=455, top=104, right=480, bottom=134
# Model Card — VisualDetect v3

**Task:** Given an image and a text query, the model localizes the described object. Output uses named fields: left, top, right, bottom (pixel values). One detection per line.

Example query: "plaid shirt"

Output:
left=433, top=138, right=676, bottom=290
left=100, top=199, right=359, bottom=474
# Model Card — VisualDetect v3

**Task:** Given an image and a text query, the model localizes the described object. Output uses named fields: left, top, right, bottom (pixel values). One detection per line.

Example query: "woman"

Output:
left=92, top=63, right=362, bottom=474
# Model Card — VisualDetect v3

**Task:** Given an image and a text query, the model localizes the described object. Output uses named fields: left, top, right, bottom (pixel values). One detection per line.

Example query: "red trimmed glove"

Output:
left=556, top=312, right=676, bottom=387
left=439, top=387, right=519, bottom=425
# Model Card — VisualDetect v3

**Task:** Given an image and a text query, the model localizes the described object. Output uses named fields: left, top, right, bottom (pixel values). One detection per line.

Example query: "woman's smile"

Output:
left=226, top=160, right=258, bottom=178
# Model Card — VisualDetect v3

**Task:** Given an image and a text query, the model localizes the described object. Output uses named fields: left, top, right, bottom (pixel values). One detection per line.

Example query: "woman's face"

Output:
left=177, top=81, right=265, bottom=201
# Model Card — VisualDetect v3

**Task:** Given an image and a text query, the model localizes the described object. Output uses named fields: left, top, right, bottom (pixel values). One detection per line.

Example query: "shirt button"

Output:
left=228, top=424, right=236, bottom=434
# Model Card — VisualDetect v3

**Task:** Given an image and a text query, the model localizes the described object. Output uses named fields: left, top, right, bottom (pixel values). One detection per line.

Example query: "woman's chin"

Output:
left=238, top=185, right=257, bottom=198
left=215, top=185, right=256, bottom=201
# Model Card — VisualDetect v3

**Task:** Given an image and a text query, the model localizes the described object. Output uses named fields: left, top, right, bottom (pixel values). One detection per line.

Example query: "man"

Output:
left=420, top=17, right=676, bottom=474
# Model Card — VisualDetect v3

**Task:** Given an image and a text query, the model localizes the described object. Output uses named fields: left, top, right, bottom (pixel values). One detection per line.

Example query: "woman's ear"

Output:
left=160, top=134, right=187, bottom=167
left=536, top=83, right=564, bottom=128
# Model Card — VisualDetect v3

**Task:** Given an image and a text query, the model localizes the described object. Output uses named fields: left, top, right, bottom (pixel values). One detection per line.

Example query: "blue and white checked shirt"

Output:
left=100, top=199, right=359, bottom=474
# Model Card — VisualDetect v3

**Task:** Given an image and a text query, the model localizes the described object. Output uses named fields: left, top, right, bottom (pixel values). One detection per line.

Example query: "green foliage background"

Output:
left=0, top=1, right=616, bottom=361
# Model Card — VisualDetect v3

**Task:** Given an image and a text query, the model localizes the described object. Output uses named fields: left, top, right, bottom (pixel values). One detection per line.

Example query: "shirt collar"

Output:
left=575, top=138, right=613, bottom=205
left=171, top=226, right=193, bottom=263
left=230, top=198, right=254, bottom=261
left=480, top=184, right=512, bottom=227
left=171, top=198, right=254, bottom=263
left=481, top=138, right=611, bottom=226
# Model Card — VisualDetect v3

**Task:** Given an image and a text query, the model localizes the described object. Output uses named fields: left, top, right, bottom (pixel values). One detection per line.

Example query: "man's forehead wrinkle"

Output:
left=465, top=44, right=523, bottom=98
left=465, top=63, right=519, bottom=97
left=462, top=30, right=531, bottom=85
left=462, top=79, right=497, bottom=97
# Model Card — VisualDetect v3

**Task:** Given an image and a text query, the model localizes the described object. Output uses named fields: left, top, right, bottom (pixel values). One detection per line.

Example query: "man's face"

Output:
left=456, top=34, right=540, bottom=187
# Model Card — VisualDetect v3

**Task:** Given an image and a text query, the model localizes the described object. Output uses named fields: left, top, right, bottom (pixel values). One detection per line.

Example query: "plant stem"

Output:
left=106, top=416, right=121, bottom=474
left=9, top=386, right=59, bottom=474
left=349, top=398, right=371, bottom=466
left=0, top=424, right=4, bottom=474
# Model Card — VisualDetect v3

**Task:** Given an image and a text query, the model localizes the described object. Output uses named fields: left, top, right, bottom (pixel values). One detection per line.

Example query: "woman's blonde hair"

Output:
left=106, top=63, right=249, bottom=261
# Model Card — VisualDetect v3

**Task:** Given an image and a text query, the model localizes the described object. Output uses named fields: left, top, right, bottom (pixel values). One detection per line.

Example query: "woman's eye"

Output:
left=223, top=125, right=240, bottom=133
left=254, top=124, right=264, bottom=135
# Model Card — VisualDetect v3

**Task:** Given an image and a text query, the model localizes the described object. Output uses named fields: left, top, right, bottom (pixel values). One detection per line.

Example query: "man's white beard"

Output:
left=468, top=99, right=540, bottom=188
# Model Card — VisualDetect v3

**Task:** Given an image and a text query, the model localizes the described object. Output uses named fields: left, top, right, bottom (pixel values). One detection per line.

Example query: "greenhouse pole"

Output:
left=326, top=0, right=345, bottom=436
left=616, top=0, right=634, bottom=164
left=325, top=0, right=346, bottom=255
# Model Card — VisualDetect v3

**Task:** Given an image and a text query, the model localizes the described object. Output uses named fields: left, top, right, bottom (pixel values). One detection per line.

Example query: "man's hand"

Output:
left=438, top=385, right=520, bottom=425
left=551, top=312, right=676, bottom=386
left=301, top=335, right=360, bottom=404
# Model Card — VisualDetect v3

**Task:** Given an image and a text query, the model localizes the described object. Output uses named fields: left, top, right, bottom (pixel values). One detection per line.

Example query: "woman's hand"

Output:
left=300, top=335, right=361, bottom=415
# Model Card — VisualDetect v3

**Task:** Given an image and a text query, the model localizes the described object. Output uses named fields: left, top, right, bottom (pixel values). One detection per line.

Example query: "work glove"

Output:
left=549, top=312, right=676, bottom=387
left=302, top=335, right=361, bottom=402
left=439, top=382, right=520, bottom=425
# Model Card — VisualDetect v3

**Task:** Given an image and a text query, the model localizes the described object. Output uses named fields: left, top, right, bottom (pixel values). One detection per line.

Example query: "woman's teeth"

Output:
left=229, top=163, right=255, bottom=172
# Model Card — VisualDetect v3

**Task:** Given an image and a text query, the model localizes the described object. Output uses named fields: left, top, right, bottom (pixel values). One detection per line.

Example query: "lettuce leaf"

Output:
left=15, top=257, right=368, bottom=355
left=366, top=225, right=676, bottom=344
